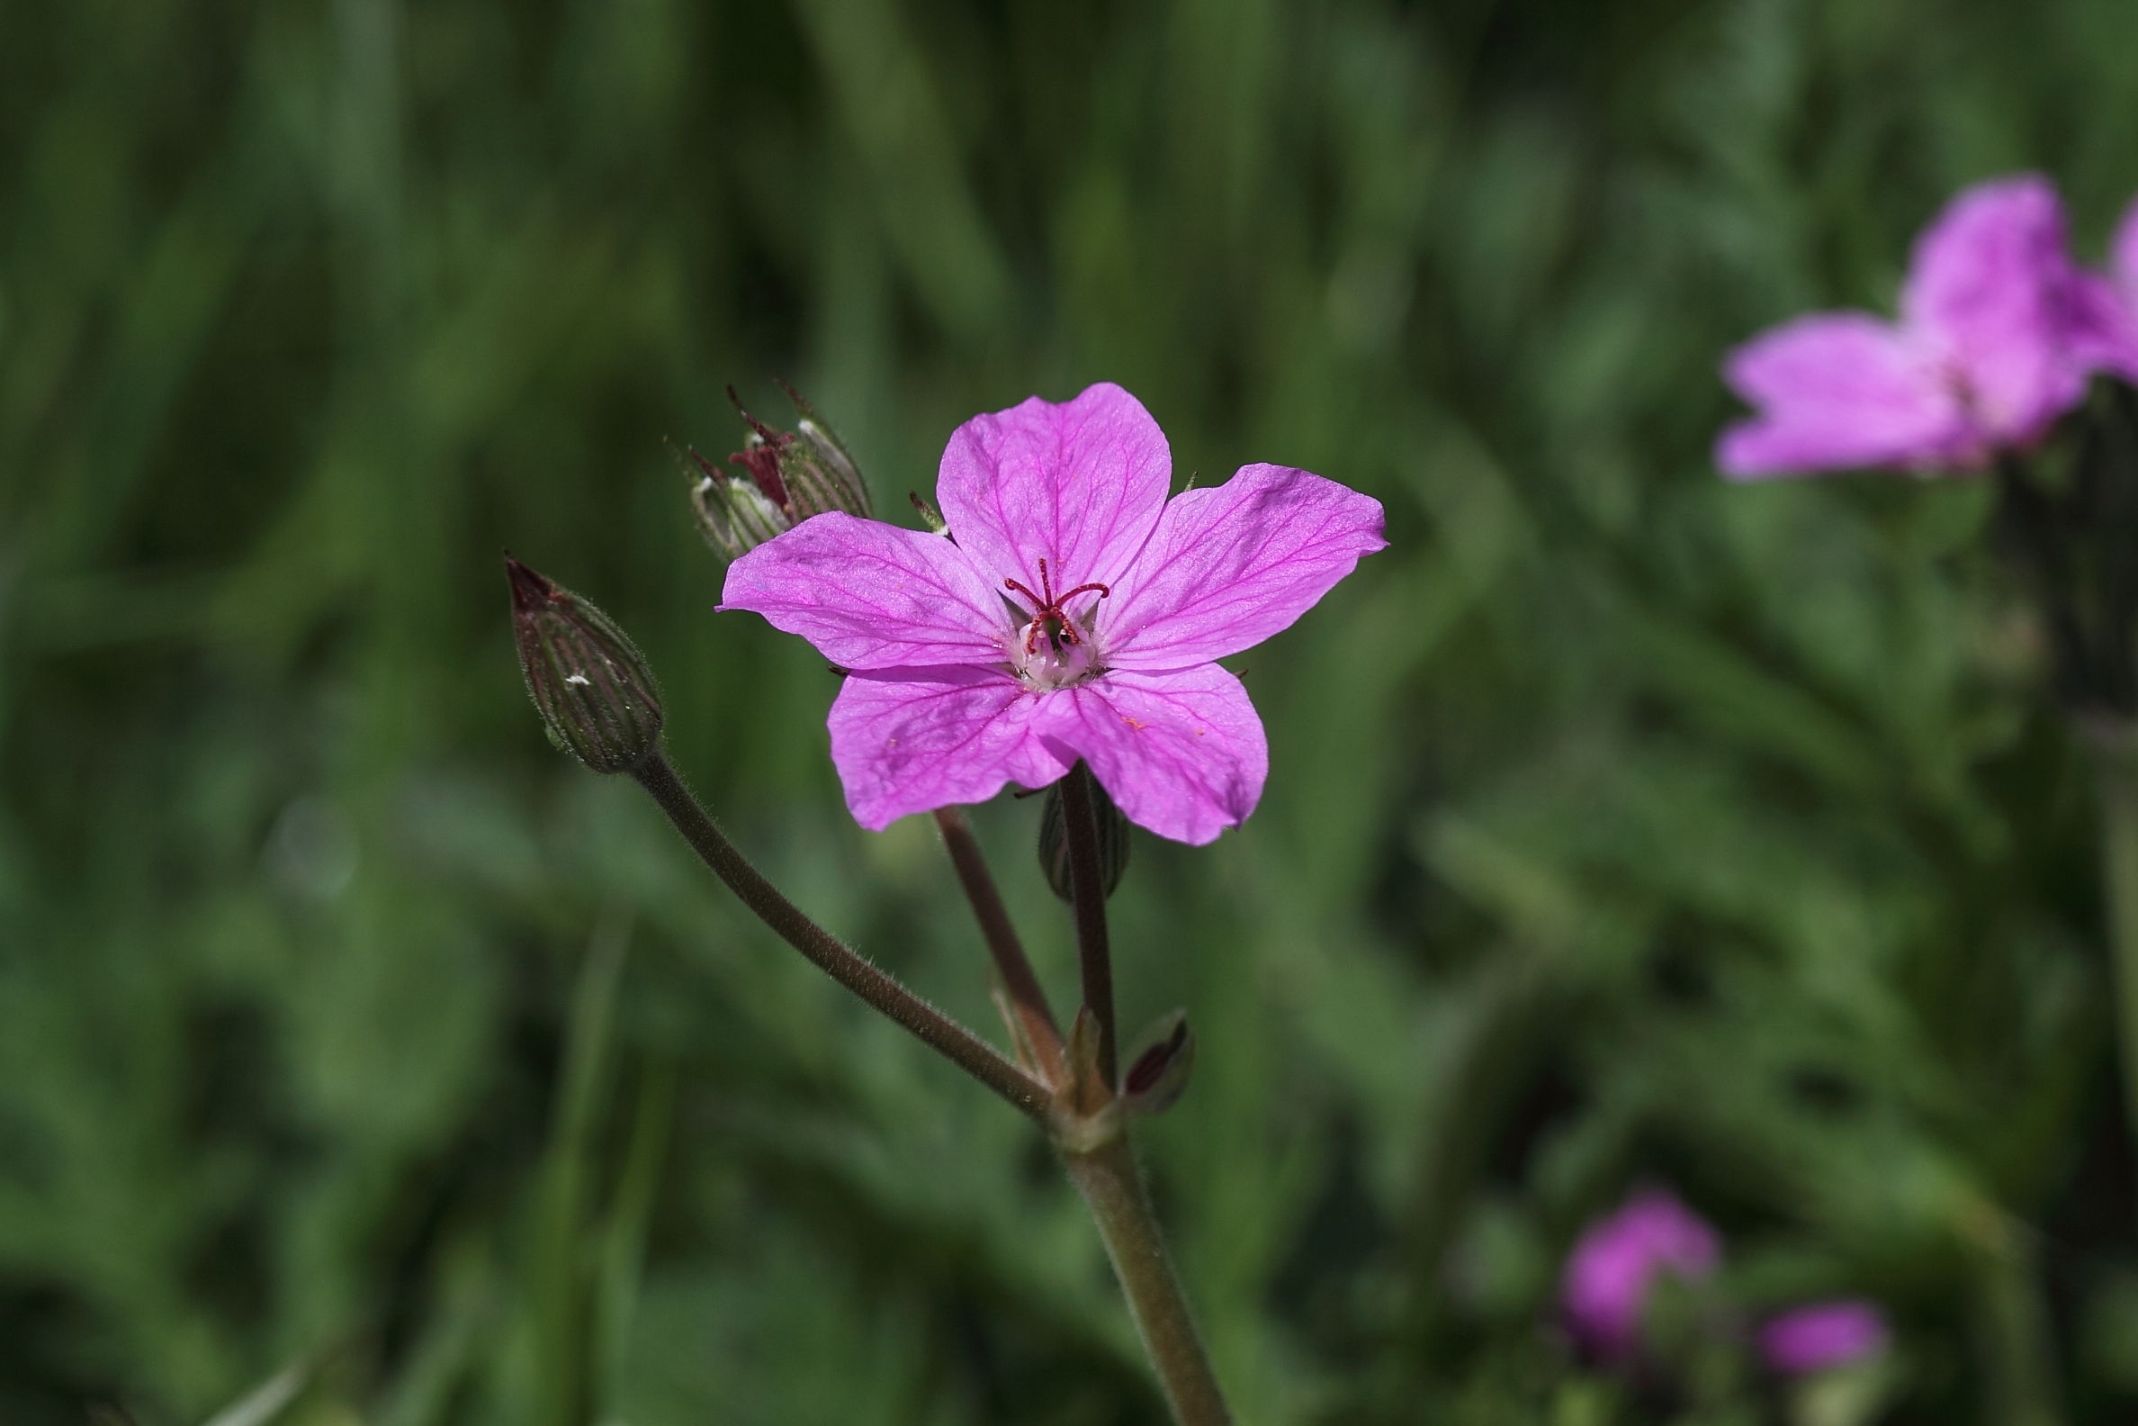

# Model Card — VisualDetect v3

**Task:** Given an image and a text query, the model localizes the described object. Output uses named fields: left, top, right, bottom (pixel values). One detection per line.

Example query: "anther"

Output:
left=1002, top=557, right=1111, bottom=655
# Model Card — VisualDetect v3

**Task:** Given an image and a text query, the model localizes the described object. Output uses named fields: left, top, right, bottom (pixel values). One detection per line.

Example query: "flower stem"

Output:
left=1993, top=455, right=2098, bottom=707
left=1061, top=763, right=1118, bottom=1085
left=631, top=751, right=1051, bottom=1119
left=1060, top=1133, right=1232, bottom=1425
left=932, top=807, right=1068, bottom=1084
left=1968, top=1212, right=2064, bottom=1426
left=2087, top=721, right=2138, bottom=1161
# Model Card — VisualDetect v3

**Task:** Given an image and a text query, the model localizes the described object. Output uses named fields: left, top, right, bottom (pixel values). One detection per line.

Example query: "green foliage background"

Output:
left=10, top=0, right=2138, bottom=1421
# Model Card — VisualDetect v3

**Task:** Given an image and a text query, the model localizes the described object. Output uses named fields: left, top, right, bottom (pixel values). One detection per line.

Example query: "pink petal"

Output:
left=720, top=512, right=1010, bottom=671
left=2080, top=197, right=2138, bottom=382
left=2070, top=273, right=2138, bottom=383
left=936, top=383, right=1171, bottom=600
left=828, top=669, right=1070, bottom=829
left=1898, top=173, right=2089, bottom=441
left=1034, top=666, right=1267, bottom=845
left=1098, top=464, right=1386, bottom=671
left=2114, top=195, right=2138, bottom=302
left=1715, top=312, right=1968, bottom=478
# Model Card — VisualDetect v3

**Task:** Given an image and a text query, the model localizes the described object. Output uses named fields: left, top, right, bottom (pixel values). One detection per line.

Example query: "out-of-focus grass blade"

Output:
left=198, top=1359, right=308, bottom=1426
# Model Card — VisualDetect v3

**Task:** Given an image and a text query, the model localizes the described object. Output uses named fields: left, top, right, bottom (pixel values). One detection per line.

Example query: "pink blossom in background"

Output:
left=719, top=383, right=1386, bottom=844
left=2073, top=196, right=2138, bottom=384
left=1757, top=1299, right=1890, bottom=1376
left=1559, top=1189, right=1723, bottom=1363
left=1716, top=175, right=2095, bottom=480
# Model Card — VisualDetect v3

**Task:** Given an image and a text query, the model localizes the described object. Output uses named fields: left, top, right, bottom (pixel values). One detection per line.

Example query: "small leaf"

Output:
left=1064, top=1005, right=1115, bottom=1117
left=908, top=490, right=949, bottom=533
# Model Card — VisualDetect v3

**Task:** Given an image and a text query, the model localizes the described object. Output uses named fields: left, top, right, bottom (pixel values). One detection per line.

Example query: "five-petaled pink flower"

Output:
left=719, top=383, right=1386, bottom=844
left=1717, top=174, right=2095, bottom=479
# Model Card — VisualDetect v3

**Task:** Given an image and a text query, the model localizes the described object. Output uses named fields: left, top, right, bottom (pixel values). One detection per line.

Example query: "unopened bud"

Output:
left=908, top=490, right=948, bottom=535
left=1038, top=779, right=1131, bottom=901
left=774, top=381, right=871, bottom=519
left=1119, top=1010, right=1194, bottom=1116
left=681, top=384, right=873, bottom=563
left=506, top=556, right=663, bottom=773
left=680, top=442, right=791, bottom=561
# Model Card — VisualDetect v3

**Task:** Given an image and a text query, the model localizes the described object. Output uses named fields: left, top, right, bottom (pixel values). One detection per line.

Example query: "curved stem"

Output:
left=932, top=808, right=1067, bottom=1084
left=1061, top=1133, right=1231, bottom=1425
left=1062, top=763, right=1118, bottom=1085
left=631, top=752, right=1050, bottom=1119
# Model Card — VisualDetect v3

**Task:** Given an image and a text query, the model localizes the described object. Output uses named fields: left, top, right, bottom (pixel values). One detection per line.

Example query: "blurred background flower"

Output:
left=1714, top=175, right=2095, bottom=479
left=1559, top=1188, right=1723, bottom=1365
left=1760, top=1299, right=1891, bottom=1378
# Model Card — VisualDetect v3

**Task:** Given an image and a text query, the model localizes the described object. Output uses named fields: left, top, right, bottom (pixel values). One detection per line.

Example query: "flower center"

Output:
left=1004, top=556, right=1110, bottom=689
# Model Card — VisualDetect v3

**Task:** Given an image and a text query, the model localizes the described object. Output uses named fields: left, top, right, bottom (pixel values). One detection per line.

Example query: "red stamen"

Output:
left=728, top=442, right=791, bottom=509
left=724, top=385, right=794, bottom=509
left=1002, top=557, right=1110, bottom=654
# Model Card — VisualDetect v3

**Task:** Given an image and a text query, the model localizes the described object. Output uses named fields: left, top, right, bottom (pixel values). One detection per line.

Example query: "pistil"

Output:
left=1004, top=557, right=1112, bottom=654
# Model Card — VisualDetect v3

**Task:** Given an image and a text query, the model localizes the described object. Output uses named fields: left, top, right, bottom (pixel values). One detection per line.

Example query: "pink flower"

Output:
left=2073, top=196, right=2138, bottom=384
left=1717, top=175, right=2095, bottom=479
left=1559, top=1189, right=1722, bottom=1363
left=1757, top=1299, right=1890, bottom=1377
left=718, top=383, right=1386, bottom=844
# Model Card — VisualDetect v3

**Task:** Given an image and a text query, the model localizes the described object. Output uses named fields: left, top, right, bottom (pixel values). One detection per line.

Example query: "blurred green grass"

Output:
left=10, top=0, right=2138, bottom=1421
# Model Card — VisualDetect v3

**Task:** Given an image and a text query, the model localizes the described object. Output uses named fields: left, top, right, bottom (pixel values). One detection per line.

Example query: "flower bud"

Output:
left=681, top=383, right=873, bottom=562
left=1119, top=1009, right=1194, bottom=1116
left=681, top=442, right=791, bottom=561
left=506, top=556, right=663, bottom=773
left=773, top=381, right=871, bottom=519
left=1038, top=779, right=1131, bottom=901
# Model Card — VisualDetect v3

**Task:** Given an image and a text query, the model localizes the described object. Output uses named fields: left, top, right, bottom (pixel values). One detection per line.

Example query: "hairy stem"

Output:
left=1061, top=1134, right=1231, bottom=1426
left=1062, top=763, right=1118, bottom=1085
left=632, top=752, right=1050, bottom=1119
left=933, top=807, right=1067, bottom=1083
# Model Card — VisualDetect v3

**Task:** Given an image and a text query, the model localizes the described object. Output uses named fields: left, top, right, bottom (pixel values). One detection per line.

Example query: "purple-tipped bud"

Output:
left=775, top=381, right=871, bottom=517
left=682, top=442, right=791, bottom=562
left=1119, top=1009, right=1194, bottom=1116
left=683, top=384, right=873, bottom=563
left=506, top=556, right=663, bottom=774
left=1037, top=779, right=1131, bottom=902
left=1757, top=1300, right=1889, bottom=1376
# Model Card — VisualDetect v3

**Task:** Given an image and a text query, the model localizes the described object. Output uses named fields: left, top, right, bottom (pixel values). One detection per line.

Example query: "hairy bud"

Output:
left=682, top=383, right=872, bottom=562
left=1038, top=779, right=1131, bottom=901
left=1119, top=1010, right=1195, bottom=1116
left=506, top=556, right=663, bottom=773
